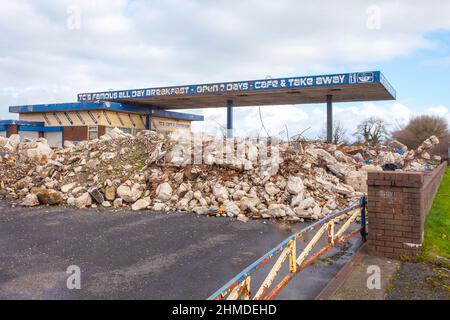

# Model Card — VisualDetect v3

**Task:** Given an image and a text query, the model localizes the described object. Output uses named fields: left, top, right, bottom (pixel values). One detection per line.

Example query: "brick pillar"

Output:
left=367, top=163, right=447, bottom=258
left=98, top=125, right=106, bottom=138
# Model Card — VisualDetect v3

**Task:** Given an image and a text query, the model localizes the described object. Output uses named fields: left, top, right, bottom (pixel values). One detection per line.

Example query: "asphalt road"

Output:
left=0, top=200, right=361, bottom=300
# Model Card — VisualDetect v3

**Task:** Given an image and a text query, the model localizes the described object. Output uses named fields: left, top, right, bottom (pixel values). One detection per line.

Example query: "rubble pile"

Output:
left=0, top=130, right=441, bottom=222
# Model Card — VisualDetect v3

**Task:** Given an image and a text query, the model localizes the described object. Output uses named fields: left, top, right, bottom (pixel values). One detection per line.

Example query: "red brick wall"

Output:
left=367, top=162, right=447, bottom=258
left=98, top=125, right=106, bottom=138
left=63, top=126, right=88, bottom=142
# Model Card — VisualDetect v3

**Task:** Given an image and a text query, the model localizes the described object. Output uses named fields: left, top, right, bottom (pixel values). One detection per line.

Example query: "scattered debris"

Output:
left=88, top=187, right=104, bottom=204
left=382, top=163, right=403, bottom=171
left=0, top=129, right=441, bottom=222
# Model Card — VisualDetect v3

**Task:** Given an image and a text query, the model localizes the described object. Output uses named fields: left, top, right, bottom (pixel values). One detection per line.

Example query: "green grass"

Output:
left=422, top=168, right=450, bottom=262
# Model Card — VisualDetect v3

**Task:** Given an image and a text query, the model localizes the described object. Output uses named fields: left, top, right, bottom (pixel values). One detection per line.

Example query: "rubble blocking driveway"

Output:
left=0, top=201, right=361, bottom=299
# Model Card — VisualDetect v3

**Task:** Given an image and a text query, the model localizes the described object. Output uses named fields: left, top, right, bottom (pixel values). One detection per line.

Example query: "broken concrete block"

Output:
left=31, top=187, right=64, bottom=205
left=88, top=187, right=104, bottom=204
left=22, top=193, right=39, bottom=207
left=104, top=186, right=116, bottom=201
left=74, top=192, right=92, bottom=208
left=61, top=182, right=78, bottom=193
left=156, top=182, right=173, bottom=201
left=286, top=176, right=304, bottom=195
left=131, top=197, right=151, bottom=211
left=117, top=184, right=143, bottom=203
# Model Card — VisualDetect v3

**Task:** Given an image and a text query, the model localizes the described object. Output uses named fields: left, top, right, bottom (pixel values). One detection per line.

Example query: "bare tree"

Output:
left=258, top=106, right=270, bottom=138
left=332, top=121, right=348, bottom=145
left=354, top=117, right=388, bottom=146
left=211, top=118, right=227, bottom=139
left=392, top=115, right=449, bottom=149
left=319, top=121, right=348, bottom=144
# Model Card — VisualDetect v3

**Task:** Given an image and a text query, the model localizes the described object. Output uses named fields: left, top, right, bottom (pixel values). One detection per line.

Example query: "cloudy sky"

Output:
left=1, top=0, right=450, bottom=139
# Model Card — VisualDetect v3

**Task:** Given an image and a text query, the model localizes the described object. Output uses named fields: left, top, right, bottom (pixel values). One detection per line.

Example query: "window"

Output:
left=104, top=126, right=139, bottom=136
left=88, top=126, right=98, bottom=140
left=119, top=127, right=132, bottom=134
left=132, top=128, right=142, bottom=136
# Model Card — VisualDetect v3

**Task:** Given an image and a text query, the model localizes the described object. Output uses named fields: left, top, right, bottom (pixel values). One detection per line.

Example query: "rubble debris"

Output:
left=73, top=192, right=92, bottom=208
left=113, top=198, right=123, bottom=208
left=156, top=182, right=172, bottom=201
left=18, top=138, right=53, bottom=163
left=61, top=182, right=78, bottom=193
left=88, top=187, right=104, bottom=204
left=117, top=183, right=144, bottom=203
left=237, top=214, right=249, bottom=223
left=21, top=193, right=39, bottom=207
left=31, top=187, right=63, bottom=205
left=382, top=163, right=403, bottom=171
left=104, top=186, right=116, bottom=201
left=0, top=128, right=442, bottom=222
left=388, top=140, right=408, bottom=154
left=131, top=197, right=151, bottom=211
left=102, top=201, right=112, bottom=207
left=2, top=134, right=20, bottom=152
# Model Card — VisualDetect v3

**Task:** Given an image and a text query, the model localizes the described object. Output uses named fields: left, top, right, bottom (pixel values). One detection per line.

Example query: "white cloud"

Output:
left=191, top=102, right=449, bottom=141
left=333, top=102, right=414, bottom=133
left=1, top=0, right=450, bottom=130
left=425, top=106, right=450, bottom=125
left=191, top=105, right=311, bottom=138
left=425, top=105, right=449, bottom=116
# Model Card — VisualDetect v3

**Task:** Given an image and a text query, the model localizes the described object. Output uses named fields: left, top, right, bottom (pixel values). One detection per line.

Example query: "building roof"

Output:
left=76, top=71, right=396, bottom=109
left=0, top=119, right=45, bottom=126
left=9, top=102, right=204, bottom=121
left=0, top=120, right=62, bottom=132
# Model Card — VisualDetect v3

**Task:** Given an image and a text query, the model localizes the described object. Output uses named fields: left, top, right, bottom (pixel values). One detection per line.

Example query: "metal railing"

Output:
left=208, top=196, right=367, bottom=300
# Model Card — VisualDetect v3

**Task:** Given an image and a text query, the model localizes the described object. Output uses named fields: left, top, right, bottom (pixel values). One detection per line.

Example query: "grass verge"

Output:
left=422, top=168, right=450, bottom=265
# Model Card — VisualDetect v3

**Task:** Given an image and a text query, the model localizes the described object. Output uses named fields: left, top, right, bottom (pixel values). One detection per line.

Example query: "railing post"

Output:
left=242, top=276, right=251, bottom=300
left=327, top=222, right=335, bottom=245
left=289, top=240, right=297, bottom=273
left=360, top=195, right=367, bottom=242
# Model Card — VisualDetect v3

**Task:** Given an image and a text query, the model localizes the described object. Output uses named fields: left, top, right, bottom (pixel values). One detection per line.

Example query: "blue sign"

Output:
left=77, top=71, right=395, bottom=102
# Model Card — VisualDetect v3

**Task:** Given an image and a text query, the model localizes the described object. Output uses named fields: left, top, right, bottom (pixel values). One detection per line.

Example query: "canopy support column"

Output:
left=145, top=107, right=152, bottom=130
left=326, top=95, right=333, bottom=144
left=227, top=99, right=233, bottom=138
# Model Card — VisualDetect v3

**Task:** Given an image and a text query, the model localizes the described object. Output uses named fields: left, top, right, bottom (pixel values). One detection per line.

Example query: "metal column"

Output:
left=326, top=95, right=333, bottom=144
left=227, top=99, right=233, bottom=138
left=145, top=108, right=152, bottom=130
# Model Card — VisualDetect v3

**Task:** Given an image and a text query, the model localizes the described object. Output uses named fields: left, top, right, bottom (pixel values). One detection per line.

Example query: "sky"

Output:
left=1, top=0, right=450, bottom=140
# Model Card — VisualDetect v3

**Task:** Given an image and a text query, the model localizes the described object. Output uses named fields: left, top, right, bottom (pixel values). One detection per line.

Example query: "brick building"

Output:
left=1, top=101, right=203, bottom=146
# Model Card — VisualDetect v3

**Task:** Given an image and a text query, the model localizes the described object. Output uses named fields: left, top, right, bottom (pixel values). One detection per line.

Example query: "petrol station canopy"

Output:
left=77, top=71, right=396, bottom=110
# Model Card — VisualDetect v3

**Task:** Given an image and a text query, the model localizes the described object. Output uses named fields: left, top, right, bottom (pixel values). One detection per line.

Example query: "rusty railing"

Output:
left=207, top=196, right=367, bottom=300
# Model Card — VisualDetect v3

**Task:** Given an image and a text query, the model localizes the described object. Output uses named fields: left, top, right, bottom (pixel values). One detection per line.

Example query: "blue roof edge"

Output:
left=0, top=120, right=45, bottom=126
left=8, top=102, right=204, bottom=121
left=0, top=120, right=63, bottom=132
left=379, top=72, right=397, bottom=99
left=17, top=125, right=63, bottom=132
left=77, top=70, right=395, bottom=103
